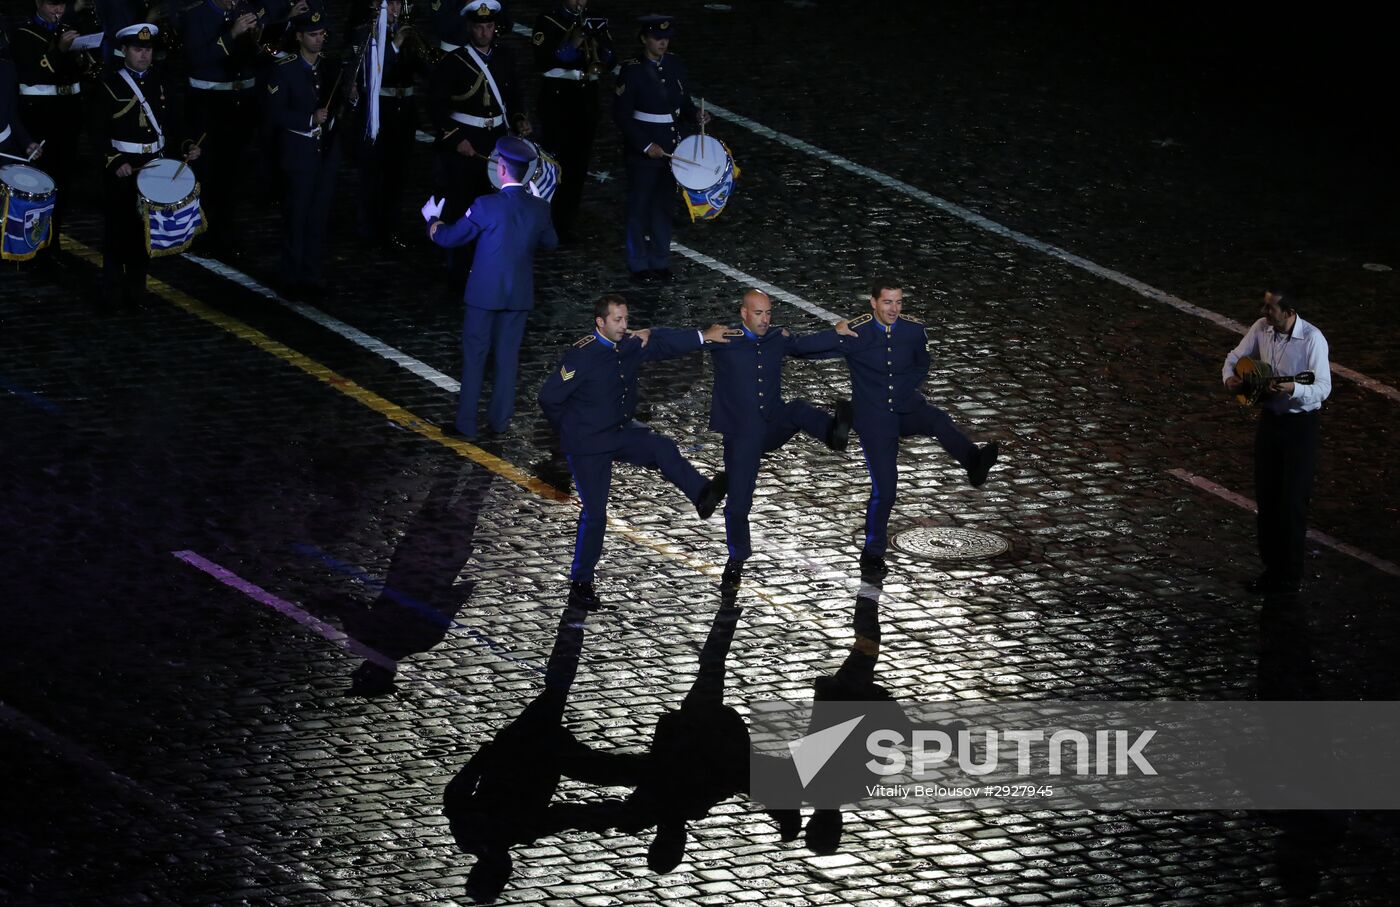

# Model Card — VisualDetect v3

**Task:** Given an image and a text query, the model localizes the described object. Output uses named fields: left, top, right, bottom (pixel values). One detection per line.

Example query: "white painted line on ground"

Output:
left=1167, top=469, right=1400, bottom=578
left=0, top=699, right=324, bottom=889
left=184, top=255, right=461, bottom=393
left=701, top=100, right=1399, bottom=404
left=671, top=242, right=842, bottom=322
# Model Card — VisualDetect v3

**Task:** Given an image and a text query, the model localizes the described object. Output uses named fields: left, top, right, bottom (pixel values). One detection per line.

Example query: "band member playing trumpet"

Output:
left=531, top=0, right=614, bottom=242
left=12, top=0, right=89, bottom=265
left=181, top=0, right=264, bottom=254
left=427, top=0, right=530, bottom=290
left=1222, top=287, right=1333, bottom=595
left=99, top=23, right=200, bottom=306
left=612, top=14, right=708, bottom=283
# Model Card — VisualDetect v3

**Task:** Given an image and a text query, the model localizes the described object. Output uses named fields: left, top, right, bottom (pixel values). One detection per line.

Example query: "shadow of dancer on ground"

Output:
left=607, top=587, right=801, bottom=872
left=340, top=470, right=495, bottom=695
left=442, top=599, right=643, bottom=904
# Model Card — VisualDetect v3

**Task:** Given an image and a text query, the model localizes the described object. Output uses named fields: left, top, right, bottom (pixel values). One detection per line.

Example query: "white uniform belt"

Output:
left=440, top=41, right=460, bottom=52
left=189, top=77, right=257, bottom=91
left=287, top=126, right=323, bottom=139
left=20, top=82, right=82, bottom=96
left=111, top=138, right=164, bottom=154
left=543, top=67, right=598, bottom=82
left=0, top=125, right=10, bottom=145
left=632, top=110, right=674, bottom=124
left=380, top=86, right=415, bottom=98
left=450, top=111, right=505, bottom=129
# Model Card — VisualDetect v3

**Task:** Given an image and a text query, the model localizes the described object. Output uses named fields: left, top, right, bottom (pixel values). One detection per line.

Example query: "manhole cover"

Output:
left=892, top=527, right=1010, bottom=560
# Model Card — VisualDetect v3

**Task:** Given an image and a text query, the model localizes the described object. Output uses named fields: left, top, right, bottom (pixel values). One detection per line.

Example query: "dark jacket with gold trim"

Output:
left=427, top=43, right=524, bottom=145
left=181, top=0, right=263, bottom=84
left=12, top=17, right=88, bottom=90
left=100, top=66, right=175, bottom=174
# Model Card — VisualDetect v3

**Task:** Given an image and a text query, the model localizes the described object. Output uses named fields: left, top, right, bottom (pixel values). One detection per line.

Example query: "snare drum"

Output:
left=0, top=163, right=56, bottom=261
left=487, top=138, right=563, bottom=202
left=670, top=134, right=739, bottom=222
left=136, top=158, right=206, bottom=257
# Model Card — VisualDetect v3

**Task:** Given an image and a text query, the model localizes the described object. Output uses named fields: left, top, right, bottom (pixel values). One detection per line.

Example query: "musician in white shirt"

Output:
left=1222, top=287, right=1332, bottom=594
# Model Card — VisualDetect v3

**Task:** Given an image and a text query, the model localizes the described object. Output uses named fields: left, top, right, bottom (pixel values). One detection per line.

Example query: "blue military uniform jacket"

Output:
left=266, top=52, right=334, bottom=171
left=832, top=312, right=932, bottom=430
left=539, top=328, right=702, bottom=455
left=612, top=52, right=697, bottom=160
left=707, top=325, right=840, bottom=435
left=181, top=0, right=261, bottom=85
left=431, top=184, right=558, bottom=310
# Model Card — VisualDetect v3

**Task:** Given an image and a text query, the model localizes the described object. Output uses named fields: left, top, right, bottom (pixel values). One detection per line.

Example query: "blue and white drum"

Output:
left=487, top=139, right=562, bottom=202
left=136, top=158, right=206, bottom=257
left=0, top=163, right=55, bottom=261
left=670, top=134, right=738, bottom=222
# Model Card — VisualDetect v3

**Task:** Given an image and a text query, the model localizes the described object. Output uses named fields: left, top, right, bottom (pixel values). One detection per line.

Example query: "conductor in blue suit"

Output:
left=426, top=135, right=559, bottom=439
left=538, top=293, right=731, bottom=609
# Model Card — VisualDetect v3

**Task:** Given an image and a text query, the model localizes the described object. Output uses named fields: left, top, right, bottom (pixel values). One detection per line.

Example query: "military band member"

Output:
left=612, top=14, right=708, bottom=282
left=12, top=0, right=90, bottom=263
left=829, top=279, right=1000, bottom=576
left=431, top=0, right=513, bottom=52
left=427, top=0, right=530, bottom=288
left=181, top=0, right=265, bottom=253
left=538, top=294, right=731, bottom=609
left=99, top=23, right=201, bottom=306
left=531, top=0, right=613, bottom=242
left=350, top=0, right=427, bottom=248
left=0, top=49, right=43, bottom=161
left=707, top=290, right=853, bottom=590
left=266, top=9, right=342, bottom=298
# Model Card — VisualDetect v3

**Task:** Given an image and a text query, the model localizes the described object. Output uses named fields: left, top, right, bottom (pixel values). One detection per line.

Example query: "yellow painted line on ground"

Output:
left=65, top=238, right=569, bottom=503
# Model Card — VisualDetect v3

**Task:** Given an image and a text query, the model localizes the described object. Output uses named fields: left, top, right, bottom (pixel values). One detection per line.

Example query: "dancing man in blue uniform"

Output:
left=832, top=278, right=1000, bottom=575
left=426, top=135, right=559, bottom=439
left=539, top=294, right=730, bottom=608
left=611, top=14, right=708, bottom=282
left=706, top=289, right=853, bottom=590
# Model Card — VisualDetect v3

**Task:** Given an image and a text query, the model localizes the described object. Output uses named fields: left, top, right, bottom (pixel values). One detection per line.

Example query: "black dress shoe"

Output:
left=968, top=441, right=1000, bottom=487
left=441, top=422, right=475, bottom=440
left=629, top=269, right=653, bottom=284
left=652, top=267, right=673, bottom=283
left=858, top=549, right=888, bottom=577
left=696, top=471, right=728, bottom=519
left=827, top=398, right=853, bottom=451
left=721, top=559, right=744, bottom=591
left=349, top=661, right=397, bottom=696
left=569, top=579, right=602, bottom=610
left=1246, top=572, right=1301, bottom=595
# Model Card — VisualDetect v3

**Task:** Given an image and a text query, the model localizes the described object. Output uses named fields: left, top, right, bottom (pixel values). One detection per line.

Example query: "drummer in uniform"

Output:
left=266, top=8, right=345, bottom=299
left=1, top=40, right=43, bottom=161
left=11, top=0, right=91, bottom=264
left=531, top=0, right=614, bottom=242
left=99, top=23, right=201, bottom=306
left=349, top=0, right=428, bottom=250
left=180, top=0, right=267, bottom=254
left=427, top=0, right=530, bottom=288
left=612, top=14, right=708, bottom=283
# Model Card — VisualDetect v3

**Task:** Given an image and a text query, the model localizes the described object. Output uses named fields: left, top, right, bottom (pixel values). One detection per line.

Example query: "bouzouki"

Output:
left=1231, top=356, right=1315, bottom=406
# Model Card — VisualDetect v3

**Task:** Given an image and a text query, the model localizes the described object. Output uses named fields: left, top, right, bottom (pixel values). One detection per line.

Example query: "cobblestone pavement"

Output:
left=3, top=2, right=1398, bottom=904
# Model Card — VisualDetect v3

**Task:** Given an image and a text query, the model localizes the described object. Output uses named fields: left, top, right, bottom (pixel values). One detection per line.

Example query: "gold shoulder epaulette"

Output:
left=278, top=55, right=297, bottom=64
left=620, top=57, right=640, bottom=67
left=847, top=313, right=872, bottom=329
left=898, top=313, right=923, bottom=325
left=573, top=334, right=596, bottom=349
left=723, top=328, right=745, bottom=337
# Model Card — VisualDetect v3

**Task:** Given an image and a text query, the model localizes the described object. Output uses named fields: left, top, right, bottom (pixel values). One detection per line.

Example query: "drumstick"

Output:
left=171, top=132, right=207, bottom=181
left=0, top=150, right=35, bottom=164
left=663, top=152, right=700, bottom=166
left=27, top=139, right=46, bottom=162
left=699, top=98, right=706, bottom=153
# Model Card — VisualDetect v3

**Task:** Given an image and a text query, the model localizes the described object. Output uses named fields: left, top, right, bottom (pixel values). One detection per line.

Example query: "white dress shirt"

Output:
left=1222, top=315, right=1331, bottom=414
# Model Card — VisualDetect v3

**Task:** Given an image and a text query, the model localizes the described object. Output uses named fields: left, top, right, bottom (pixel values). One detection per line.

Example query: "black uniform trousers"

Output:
left=623, top=156, right=673, bottom=274
left=186, top=86, right=260, bottom=247
left=1254, top=410, right=1320, bottom=584
left=102, top=155, right=156, bottom=302
left=538, top=78, right=598, bottom=238
left=19, top=95, right=82, bottom=257
left=280, top=141, right=341, bottom=287
left=356, top=96, right=416, bottom=242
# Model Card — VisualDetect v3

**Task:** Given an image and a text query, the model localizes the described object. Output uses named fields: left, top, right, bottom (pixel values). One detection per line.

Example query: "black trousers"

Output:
left=355, top=97, right=417, bottom=241
left=279, top=149, right=341, bottom=287
left=537, top=79, right=599, bottom=237
left=1254, top=409, right=1321, bottom=583
left=185, top=86, right=260, bottom=246
left=19, top=94, right=82, bottom=256
left=101, top=159, right=155, bottom=302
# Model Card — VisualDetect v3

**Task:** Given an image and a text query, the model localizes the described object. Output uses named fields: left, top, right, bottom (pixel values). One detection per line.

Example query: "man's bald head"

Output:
left=740, top=289, right=773, bottom=335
